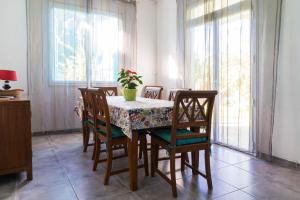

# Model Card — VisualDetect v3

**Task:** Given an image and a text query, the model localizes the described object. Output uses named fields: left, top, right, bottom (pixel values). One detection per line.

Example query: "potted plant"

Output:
left=117, top=68, right=143, bottom=101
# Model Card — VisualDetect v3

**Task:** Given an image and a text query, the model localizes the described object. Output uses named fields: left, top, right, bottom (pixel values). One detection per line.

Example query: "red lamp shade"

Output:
left=0, top=70, right=17, bottom=81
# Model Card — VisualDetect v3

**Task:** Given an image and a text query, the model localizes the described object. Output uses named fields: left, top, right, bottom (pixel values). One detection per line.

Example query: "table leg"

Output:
left=127, top=130, right=138, bottom=191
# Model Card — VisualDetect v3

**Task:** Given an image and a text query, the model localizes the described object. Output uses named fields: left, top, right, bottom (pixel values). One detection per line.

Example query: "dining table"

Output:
left=75, top=95, right=174, bottom=191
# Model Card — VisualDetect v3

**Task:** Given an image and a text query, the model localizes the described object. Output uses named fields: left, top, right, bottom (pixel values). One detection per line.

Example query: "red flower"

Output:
left=126, top=69, right=137, bottom=74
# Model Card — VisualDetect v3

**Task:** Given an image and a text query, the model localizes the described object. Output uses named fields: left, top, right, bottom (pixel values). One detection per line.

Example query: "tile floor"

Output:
left=1, top=132, right=300, bottom=200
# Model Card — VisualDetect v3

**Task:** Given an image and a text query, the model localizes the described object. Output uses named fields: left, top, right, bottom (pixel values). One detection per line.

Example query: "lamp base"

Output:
left=3, top=80, right=11, bottom=90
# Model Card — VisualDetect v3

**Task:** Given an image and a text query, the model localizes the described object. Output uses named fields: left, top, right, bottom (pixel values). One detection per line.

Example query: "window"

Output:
left=51, top=6, right=123, bottom=83
left=187, top=0, right=253, bottom=151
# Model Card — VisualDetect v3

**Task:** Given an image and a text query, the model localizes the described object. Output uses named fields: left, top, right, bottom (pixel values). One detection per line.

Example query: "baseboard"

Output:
left=32, top=128, right=82, bottom=136
left=258, top=152, right=300, bottom=169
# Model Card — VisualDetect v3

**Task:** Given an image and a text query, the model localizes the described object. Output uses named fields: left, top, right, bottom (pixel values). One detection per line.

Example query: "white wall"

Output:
left=156, top=0, right=177, bottom=99
left=0, top=0, right=27, bottom=94
left=136, top=0, right=157, bottom=91
left=273, top=0, right=300, bottom=164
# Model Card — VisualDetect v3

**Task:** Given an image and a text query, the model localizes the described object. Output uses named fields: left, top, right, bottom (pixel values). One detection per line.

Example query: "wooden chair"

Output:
left=79, top=87, right=126, bottom=157
left=138, top=85, right=164, bottom=158
left=90, top=88, right=149, bottom=185
left=168, top=89, right=192, bottom=165
left=78, top=88, right=95, bottom=152
left=142, top=86, right=163, bottom=99
left=150, top=90, right=217, bottom=197
left=94, top=86, right=128, bottom=152
left=94, top=86, right=118, bottom=96
left=168, top=88, right=192, bottom=101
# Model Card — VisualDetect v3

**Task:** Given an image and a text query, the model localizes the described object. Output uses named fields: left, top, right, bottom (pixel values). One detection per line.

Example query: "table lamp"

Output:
left=0, top=70, right=17, bottom=90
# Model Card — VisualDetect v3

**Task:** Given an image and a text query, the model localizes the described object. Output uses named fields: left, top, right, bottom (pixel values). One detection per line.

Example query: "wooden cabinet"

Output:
left=0, top=98, right=32, bottom=180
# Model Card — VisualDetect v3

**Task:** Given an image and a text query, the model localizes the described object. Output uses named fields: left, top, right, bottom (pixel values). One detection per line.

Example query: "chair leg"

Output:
left=141, top=135, right=149, bottom=176
left=185, top=152, right=190, bottom=163
left=151, top=141, right=158, bottom=177
left=83, top=126, right=90, bottom=152
left=170, top=150, right=177, bottom=198
left=124, top=144, right=128, bottom=155
left=92, top=131, right=96, bottom=160
left=104, top=143, right=113, bottom=185
left=93, top=136, right=100, bottom=171
left=138, top=141, right=143, bottom=159
left=181, top=152, right=187, bottom=171
left=191, top=151, right=199, bottom=175
left=205, top=149, right=213, bottom=189
left=82, top=123, right=86, bottom=152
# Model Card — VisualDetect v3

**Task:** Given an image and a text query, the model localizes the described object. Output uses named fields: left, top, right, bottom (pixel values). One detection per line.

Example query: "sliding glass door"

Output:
left=186, top=0, right=253, bottom=151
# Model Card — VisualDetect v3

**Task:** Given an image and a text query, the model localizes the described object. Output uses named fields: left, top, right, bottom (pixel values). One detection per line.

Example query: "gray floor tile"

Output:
left=1, top=133, right=300, bottom=200
left=235, top=159, right=300, bottom=193
left=133, top=181, right=198, bottom=200
left=176, top=175, right=239, bottom=199
left=242, top=181, right=300, bottom=200
left=16, top=182, right=77, bottom=200
left=213, top=165, right=266, bottom=189
left=211, top=146, right=253, bottom=165
left=214, top=190, right=255, bottom=200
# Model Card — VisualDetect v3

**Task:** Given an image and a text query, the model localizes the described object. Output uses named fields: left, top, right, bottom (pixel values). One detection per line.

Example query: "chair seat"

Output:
left=97, top=125, right=126, bottom=138
left=152, top=128, right=207, bottom=146
left=86, top=119, right=125, bottom=138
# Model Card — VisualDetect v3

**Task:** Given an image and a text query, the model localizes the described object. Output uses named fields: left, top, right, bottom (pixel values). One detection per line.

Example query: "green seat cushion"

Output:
left=97, top=125, right=126, bottom=138
left=152, top=128, right=207, bottom=146
left=86, top=119, right=125, bottom=138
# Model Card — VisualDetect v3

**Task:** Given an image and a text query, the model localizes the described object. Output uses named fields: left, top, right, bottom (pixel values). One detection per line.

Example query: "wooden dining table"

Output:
left=108, top=96, right=175, bottom=191
left=76, top=96, right=174, bottom=191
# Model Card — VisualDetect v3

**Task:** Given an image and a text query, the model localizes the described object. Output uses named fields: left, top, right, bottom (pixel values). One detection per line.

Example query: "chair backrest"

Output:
left=79, top=88, right=94, bottom=121
left=90, top=88, right=113, bottom=140
left=94, top=86, right=118, bottom=96
left=171, top=90, right=217, bottom=146
left=142, top=86, right=163, bottom=99
left=168, top=88, right=192, bottom=101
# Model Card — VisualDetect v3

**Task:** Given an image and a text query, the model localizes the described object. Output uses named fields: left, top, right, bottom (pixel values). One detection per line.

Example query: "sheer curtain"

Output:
left=27, top=0, right=136, bottom=132
left=178, top=0, right=282, bottom=154
left=179, top=0, right=253, bottom=152
left=255, top=0, right=282, bottom=157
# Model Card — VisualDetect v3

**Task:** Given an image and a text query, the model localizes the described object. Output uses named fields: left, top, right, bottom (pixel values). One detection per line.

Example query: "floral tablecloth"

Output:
left=75, top=96, right=174, bottom=138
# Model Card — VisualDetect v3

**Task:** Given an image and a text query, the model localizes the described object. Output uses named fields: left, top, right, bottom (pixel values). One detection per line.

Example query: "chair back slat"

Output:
left=168, top=88, right=191, bottom=101
left=171, top=90, right=217, bottom=145
left=94, top=86, right=118, bottom=96
left=142, top=86, right=163, bottom=99
left=90, top=89, right=112, bottom=139
left=79, top=88, right=95, bottom=120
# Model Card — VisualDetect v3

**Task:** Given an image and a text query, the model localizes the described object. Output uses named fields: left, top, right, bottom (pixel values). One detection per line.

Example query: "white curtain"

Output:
left=177, top=0, right=282, bottom=154
left=255, top=0, right=282, bottom=157
left=178, top=0, right=253, bottom=152
left=27, top=0, right=136, bottom=132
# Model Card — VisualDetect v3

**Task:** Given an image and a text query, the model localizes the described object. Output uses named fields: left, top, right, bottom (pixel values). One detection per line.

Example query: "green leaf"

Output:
left=128, top=82, right=137, bottom=89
